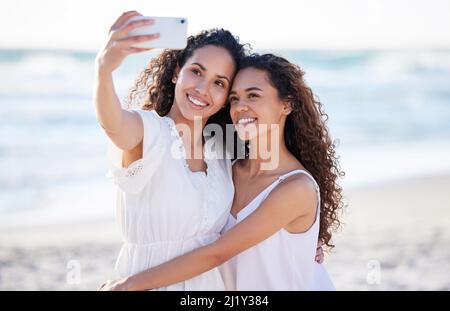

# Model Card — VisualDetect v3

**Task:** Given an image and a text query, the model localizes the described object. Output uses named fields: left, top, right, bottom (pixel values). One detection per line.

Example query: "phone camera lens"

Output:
left=180, top=19, right=185, bottom=24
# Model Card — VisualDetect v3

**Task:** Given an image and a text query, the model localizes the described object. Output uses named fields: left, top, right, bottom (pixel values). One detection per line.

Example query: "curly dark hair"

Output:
left=125, top=28, right=249, bottom=131
left=239, top=53, right=345, bottom=250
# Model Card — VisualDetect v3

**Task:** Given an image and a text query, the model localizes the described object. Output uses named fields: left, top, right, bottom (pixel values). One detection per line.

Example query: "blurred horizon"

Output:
left=1, top=46, right=450, bottom=228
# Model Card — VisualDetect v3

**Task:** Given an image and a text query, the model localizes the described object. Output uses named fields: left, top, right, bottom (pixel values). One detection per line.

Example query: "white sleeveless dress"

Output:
left=107, top=109, right=234, bottom=290
left=219, top=169, right=335, bottom=291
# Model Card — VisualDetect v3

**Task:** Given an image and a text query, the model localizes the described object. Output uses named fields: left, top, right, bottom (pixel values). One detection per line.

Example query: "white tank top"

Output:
left=219, top=169, right=335, bottom=290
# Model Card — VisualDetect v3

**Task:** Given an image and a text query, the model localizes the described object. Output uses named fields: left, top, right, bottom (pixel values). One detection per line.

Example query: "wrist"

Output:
left=95, top=65, right=113, bottom=79
left=123, top=275, right=142, bottom=291
left=94, top=58, right=113, bottom=78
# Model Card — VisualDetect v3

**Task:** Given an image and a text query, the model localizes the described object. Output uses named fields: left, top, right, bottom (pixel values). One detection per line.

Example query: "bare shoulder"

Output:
left=265, top=172, right=318, bottom=216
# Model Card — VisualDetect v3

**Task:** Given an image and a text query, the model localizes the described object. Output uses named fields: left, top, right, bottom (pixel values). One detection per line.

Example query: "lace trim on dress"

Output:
left=162, top=115, right=219, bottom=232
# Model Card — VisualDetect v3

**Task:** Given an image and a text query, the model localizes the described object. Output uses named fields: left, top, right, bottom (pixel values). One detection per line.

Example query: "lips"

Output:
left=187, top=94, right=209, bottom=110
left=237, top=117, right=257, bottom=125
left=235, top=116, right=258, bottom=129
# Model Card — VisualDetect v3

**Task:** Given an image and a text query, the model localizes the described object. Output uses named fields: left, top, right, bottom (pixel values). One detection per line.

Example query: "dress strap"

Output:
left=277, top=169, right=319, bottom=191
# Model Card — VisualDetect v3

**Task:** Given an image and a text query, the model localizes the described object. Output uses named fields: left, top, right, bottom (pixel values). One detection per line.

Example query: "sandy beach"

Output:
left=1, top=174, right=449, bottom=290
left=327, top=174, right=450, bottom=290
left=0, top=219, right=121, bottom=290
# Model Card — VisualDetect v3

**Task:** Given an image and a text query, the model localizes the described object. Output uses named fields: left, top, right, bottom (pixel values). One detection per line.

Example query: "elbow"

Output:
left=101, top=123, right=119, bottom=135
left=97, top=117, right=122, bottom=135
left=97, top=121, right=111, bottom=133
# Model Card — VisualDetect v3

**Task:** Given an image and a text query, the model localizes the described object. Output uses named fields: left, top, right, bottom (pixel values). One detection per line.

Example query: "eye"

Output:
left=248, top=93, right=260, bottom=99
left=215, top=80, right=225, bottom=88
left=229, top=96, right=238, bottom=103
left=191, top=68, right=201, bottom=76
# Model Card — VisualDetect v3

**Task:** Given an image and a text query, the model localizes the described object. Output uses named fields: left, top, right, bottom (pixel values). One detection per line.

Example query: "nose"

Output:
left=194, top=79, right=208, bottom=97
left=233, top=99, right=249, bottom=112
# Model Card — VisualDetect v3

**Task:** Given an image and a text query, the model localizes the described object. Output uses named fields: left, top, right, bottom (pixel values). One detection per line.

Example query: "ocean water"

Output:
left=1, top=48, right=450, bottom=227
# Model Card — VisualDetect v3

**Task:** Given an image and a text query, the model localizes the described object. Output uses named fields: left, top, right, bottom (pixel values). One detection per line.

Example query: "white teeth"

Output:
left=188, top=95, right=207, bottom=107
left=238, top=118, right=256, bottom=125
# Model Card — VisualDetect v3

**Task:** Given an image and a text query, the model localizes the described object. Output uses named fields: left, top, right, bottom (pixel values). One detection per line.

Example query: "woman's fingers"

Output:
left=96, top=11, right=156, bottom=73
left=97, top=281, right=108, bottom=291
left=315, top=245, right=324, bottom=263
left=111, top=19, right=154, bottom=40
left=111, top=11, right=141, bottom=29
left=109, top=11, right=142, bottom=32
left=96, top=11, right=151, bottom=73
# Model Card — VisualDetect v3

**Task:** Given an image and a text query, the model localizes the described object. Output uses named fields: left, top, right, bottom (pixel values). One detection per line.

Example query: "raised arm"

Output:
left=99, top=175, right=318, bottom=291
left=94, top=11, right=159, bottom=153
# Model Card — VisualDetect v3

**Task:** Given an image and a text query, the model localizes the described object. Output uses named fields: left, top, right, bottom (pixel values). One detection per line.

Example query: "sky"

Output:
left=1, top=0, right=449, bottom=51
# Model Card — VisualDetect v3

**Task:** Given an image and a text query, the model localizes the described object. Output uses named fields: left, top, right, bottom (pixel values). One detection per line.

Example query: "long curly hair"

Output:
left=239, top=54, right=345, bottom=250
left=125, top=28, right=249, bottom=132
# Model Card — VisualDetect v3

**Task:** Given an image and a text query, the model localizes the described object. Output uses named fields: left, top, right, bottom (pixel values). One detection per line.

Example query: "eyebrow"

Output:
left=191, top=62, right=231, bottom=84
left=229, top=87, right=263, bottom=95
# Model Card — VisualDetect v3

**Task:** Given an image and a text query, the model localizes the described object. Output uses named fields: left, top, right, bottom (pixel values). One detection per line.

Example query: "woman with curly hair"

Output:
left=94, top=11, right=249, bottom=290
left=99, top=52, right=344, bottom=291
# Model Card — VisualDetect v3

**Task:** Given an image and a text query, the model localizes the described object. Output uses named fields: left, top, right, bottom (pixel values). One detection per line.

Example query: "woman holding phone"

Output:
left=94, top=11, right=325, bottom=291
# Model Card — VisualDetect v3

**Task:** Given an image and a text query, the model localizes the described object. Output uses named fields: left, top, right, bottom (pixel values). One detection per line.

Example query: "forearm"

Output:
left=125, top=246, right=224, bottom=291
left=93, top=67, right=125, bottom=134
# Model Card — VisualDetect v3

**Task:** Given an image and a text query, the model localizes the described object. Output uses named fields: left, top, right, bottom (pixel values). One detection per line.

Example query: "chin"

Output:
left=185, top=111, right=205, bottom=120
left=234, top=122, right=259, bottom=141
left=236, top=129, right=258, bottom=141
left=179, top=106, right=208, bottom=122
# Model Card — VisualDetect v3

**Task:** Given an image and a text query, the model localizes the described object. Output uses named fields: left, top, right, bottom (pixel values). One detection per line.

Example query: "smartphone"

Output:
left=124, top=16, right=188, bottom=49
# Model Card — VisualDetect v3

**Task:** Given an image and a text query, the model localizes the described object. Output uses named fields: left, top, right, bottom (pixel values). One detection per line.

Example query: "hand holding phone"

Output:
left=124, top=16, right=188, bottom=49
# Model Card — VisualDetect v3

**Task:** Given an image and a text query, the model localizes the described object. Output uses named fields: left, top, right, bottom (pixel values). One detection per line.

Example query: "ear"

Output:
left=172, top=66, right=180, bottom=84
left=282, top=100, right=293, bottom=115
